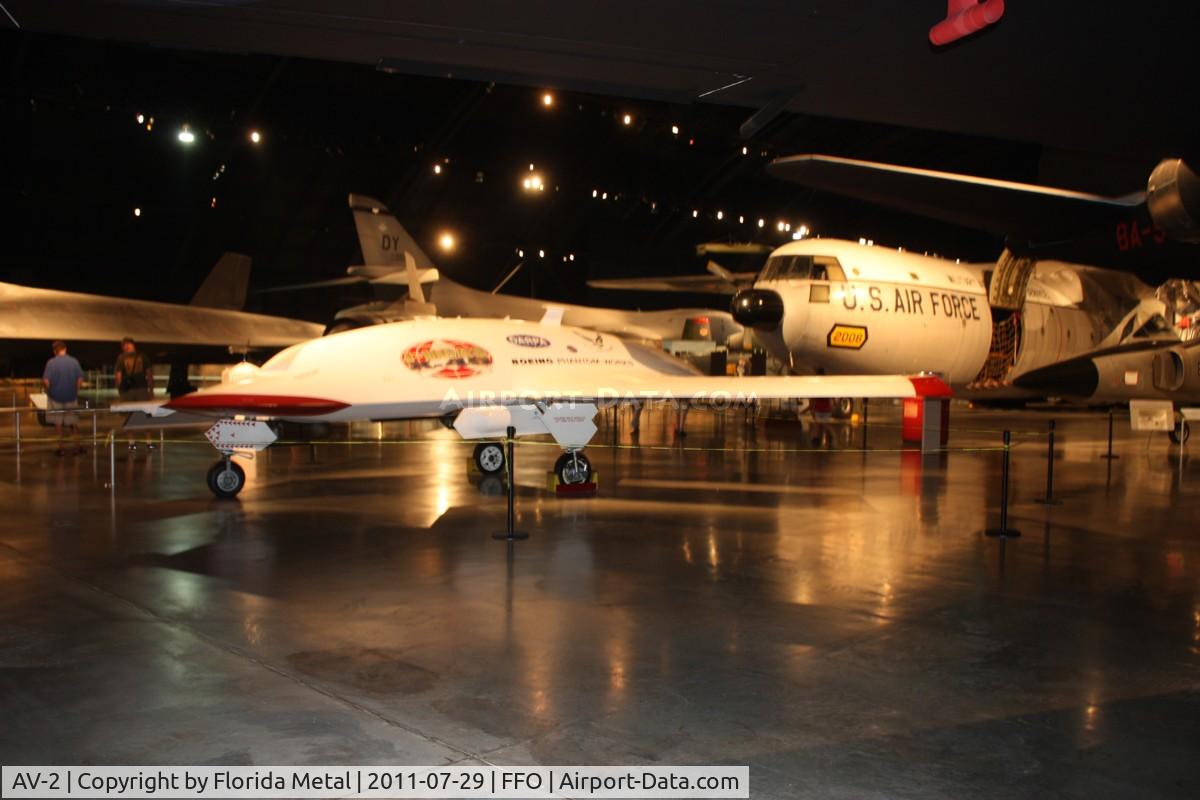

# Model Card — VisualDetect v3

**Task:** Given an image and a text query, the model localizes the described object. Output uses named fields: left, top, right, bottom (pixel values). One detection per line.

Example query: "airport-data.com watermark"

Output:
left=2, top=766, right=750, bottom=798
left=439, top=388, right=761, bottom=411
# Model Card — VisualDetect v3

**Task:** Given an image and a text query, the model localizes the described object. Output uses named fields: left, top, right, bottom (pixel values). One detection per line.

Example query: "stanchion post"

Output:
left=612, top=403, right=618, bottom=450
left=108, top=431, right=115, bottom=491
left=985, top=430, right=1021, bottom=537
left=493, top=425, right=528, bottom=541
left=1100, top=407, right=1119, bottom=460
left=861, top=398, right=869, bottom=450
left=1035, top=420, right=1061, bottom=505
left=92, top=410, right=97, bottom=442
left=14, top=409, right=20, bottom=455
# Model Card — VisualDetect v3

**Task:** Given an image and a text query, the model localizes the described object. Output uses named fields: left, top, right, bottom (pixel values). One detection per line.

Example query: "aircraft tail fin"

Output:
left=348, top=194, right=436, bottom=270
left=404, top=252, right=426, bottom=304
left=190, top=252, right=251, bottom=309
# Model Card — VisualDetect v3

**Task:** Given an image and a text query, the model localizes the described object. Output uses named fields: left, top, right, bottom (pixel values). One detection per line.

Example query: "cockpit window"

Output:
left=760, top=254, right=844, bottom=282
left=820, top=261, right=846, bottom=282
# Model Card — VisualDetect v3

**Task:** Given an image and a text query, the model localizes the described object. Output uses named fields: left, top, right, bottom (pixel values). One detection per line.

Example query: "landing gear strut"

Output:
left=206, top=456, right=246, bottom=498
left=201, top=419, right=276, bottom=498
left=554, top=450, right=593, bottom=485
left=473, top=441, right=506, bottom=474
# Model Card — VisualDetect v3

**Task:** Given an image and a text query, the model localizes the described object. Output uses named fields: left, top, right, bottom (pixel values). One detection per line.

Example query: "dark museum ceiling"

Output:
left=1, top=2, right=1196, bottom=323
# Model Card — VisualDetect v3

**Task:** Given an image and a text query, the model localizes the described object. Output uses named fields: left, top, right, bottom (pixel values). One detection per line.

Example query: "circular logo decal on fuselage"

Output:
left=402, top=339, right=493, bottom=379
left=506, top=334, right=551, bottom=348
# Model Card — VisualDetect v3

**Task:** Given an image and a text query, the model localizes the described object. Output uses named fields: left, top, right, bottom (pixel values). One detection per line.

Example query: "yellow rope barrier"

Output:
left=0, top=434, right=1012, bottom=455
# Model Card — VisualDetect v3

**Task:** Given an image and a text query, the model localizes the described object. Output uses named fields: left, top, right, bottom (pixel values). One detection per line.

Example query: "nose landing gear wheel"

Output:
left=207, top=459, right=246, bottom=498
left=554, top=451, right=593, bottom=485
left=1170, top=420, right=1190, bottom=444
left=474, top=442, right=506, bottom=474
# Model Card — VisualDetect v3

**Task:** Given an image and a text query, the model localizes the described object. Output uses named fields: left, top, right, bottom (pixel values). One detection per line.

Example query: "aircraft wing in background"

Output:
left=767, top=154, right=1142, bottom=240
left=588, top=273, right=758, bottom=295
left=0, top=252, right=324, bottom=364
left=589, top=260, right=757, bottom=295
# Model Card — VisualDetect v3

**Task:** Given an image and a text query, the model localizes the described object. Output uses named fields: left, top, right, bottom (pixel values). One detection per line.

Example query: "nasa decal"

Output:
left=827, top=323, right=868, bottom=350
left=506, top=334, right=551, bottom=348
left=402, top=339, right=493, bottom=379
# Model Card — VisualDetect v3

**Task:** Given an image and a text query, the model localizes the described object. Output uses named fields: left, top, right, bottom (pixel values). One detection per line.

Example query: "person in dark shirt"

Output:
left=42, top=340, right=85, bottom=455
left=114, top=337, right=155, bottom=451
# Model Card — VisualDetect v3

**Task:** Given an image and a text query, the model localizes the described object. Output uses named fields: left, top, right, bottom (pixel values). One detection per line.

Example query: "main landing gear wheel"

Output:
left=1169, top=420, right=1191, bottom=445
left=554, top=451, right=593, bottom=485
left=207, top=459, right=246, bottom=498
left=474, top=442, right=506, bottom=474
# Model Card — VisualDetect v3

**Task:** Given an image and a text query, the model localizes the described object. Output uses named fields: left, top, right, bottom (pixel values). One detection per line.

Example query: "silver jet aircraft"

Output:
left=266, top=195, right=746, bottom=350
left=0, top=253, right=324, bottom=379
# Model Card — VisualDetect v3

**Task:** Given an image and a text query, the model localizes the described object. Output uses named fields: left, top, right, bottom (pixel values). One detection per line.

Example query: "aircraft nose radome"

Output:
left=164, top=393, right=350, bottom=416
left=731, top=288, right=785, bottom=329
left=1012, top=358, right=1101, bottom=397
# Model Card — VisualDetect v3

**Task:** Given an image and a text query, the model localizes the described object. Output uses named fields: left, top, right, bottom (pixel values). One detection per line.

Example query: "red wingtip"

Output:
left=909, top=375, right=954, bottom=398
left=164, top=393, right=349, bottom=416
left=929, top=0, right=1005, bottom=46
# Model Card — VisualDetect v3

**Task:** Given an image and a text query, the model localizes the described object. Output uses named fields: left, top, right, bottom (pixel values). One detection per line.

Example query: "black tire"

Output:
left=206, top=460, right=246, bottom=498
left=1169, top=420, right=1190, bottom=445
left=554, top=451, right=593, bottom=485
left=473, top=442, right=506, bottom=474
left=832, top=397, right=854, bottom=419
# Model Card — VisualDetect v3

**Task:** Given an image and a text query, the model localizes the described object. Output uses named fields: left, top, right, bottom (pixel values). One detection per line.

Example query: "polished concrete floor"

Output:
left=1, top=403, right=1198, bottom=798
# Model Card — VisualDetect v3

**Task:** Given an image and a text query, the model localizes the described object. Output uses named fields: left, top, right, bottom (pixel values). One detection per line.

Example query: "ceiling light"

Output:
left=135, top=113, right=144, bottom=125
left=438, top=232, right=456, bottom=252
left=542, top=92, right=554, bottom=107
left=433, top=164, right=442, bottom=175
left=133, top=207, right=141, bottom=217
left=757, top=218, right=765, bottom=228
left=671, top=125, right=679, bottom=135
left=622, top=113, right=632, bottom=126
left=249, top=130, right=262, bottom=144
left=538, top=249, right=545, bottom=258
left=177, top=127, right=195, bottom=144
left=716, top=211, right=723, bottom=220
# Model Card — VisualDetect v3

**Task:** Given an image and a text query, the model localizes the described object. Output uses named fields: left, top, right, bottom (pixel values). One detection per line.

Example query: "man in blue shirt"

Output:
left=42, top=340, right=85, bottom=455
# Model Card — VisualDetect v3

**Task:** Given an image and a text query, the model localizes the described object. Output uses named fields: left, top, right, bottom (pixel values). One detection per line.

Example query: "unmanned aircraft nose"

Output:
left=731, top=288, right=785, bottom=329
